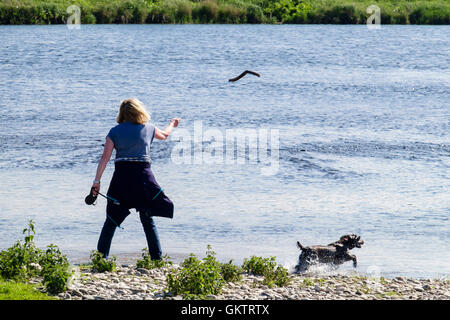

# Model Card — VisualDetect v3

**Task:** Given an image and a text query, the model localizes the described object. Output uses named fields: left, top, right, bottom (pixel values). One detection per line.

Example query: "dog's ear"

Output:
left=297, top=241, right=305, bottom=250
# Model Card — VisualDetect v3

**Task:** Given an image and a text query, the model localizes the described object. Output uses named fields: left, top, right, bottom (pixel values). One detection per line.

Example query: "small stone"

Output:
left=71, top=289, right=83, bottom=297
left=422, top=284, right=432, bottom=290
left=137, top=268, right=151, bottom=275
left=79, top=288, right=90, bottom=295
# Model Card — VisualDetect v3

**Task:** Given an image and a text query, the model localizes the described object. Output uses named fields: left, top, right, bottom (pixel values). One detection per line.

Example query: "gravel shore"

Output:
left=54, top=265, right=450, bottom=300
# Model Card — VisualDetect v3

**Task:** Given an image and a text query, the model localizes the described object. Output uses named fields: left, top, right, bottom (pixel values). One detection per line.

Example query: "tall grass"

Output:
left=0, top=0, right=449, bottom=24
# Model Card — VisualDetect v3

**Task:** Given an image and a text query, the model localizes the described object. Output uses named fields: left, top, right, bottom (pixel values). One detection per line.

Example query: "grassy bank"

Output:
left=0, top=0, right=449, bottom=25
left=0, top=279, right=56, bottom=300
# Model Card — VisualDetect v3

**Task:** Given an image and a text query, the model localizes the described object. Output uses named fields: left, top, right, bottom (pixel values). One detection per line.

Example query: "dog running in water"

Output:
left=295, top=234, right=364, bottom=273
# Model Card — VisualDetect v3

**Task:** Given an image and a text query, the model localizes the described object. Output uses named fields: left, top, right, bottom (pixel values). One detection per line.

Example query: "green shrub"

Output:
left=90, top=250, right=116, bottom=273
left=136, top=249, right=173, bottom=269
left=92, top=4, right=117, bottom=24
left=242, top=256, right=277, bottom=275
left=115, top=1, right=136, bottom=23
left=166, top=246, right=224, bottom=298
left=0, top=221, right=71, bottom=294
left=242, top=255, right=290, bottom=287
left=39, top=244, right=71, bottom=294
left=220, top=259, right=242, bottom=282
left=262, top=265, right=290, bottom=287
left=0, top=220, right=42, bottom=280
left=81, top=13, right=97, bottom=24
left=193, top=0, right=219, bottom=23
left=217, top=4, right=246, bottom=23
left=246, top=4, right=264, bottom=23
left=173, top=0, right=193, bottom=23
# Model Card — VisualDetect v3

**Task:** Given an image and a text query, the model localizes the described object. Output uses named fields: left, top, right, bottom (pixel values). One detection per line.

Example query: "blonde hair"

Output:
left=116, top=98, right=150, bottom=124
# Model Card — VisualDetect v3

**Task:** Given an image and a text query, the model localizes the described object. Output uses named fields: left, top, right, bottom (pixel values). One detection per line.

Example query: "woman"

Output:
left=92, top=98, right=180, bottom=260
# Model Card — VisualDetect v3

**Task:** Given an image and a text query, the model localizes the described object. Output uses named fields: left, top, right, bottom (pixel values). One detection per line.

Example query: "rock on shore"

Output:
left=56, top=265, right=450, bottom=300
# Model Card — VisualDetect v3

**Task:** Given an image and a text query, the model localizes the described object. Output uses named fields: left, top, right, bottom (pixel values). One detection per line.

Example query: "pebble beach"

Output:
left=48, top=265, right=450, bottom=301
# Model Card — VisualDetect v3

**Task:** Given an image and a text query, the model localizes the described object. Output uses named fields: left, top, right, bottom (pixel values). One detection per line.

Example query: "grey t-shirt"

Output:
left=107, top=121, right=155, bottom=163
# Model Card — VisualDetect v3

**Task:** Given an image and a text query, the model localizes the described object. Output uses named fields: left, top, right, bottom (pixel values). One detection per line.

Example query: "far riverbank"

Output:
left=0, top=0, right=449, bottom=25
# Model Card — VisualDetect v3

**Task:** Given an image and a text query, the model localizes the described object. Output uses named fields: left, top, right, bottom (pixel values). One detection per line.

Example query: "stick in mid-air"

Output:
left=228, top=70, right=261, bottom=82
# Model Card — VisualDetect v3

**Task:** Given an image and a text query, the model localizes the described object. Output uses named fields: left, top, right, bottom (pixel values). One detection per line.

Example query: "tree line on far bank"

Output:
left=0, top=0, right=449, bottom=25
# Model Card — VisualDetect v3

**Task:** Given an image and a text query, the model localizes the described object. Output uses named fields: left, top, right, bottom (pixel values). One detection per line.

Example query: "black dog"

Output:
left=294, top=234, right=364, bottom=273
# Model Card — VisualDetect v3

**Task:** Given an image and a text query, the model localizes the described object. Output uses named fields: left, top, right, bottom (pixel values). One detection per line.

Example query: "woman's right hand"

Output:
left=170, top=118, right=181, bottom=128
left=92, top=182, right=100, bottom=196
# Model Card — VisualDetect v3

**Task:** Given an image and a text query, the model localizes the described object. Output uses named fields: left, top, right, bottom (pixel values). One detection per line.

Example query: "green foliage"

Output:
left=0, top=0, right=448, bottom=25
left=136, top=248, right=173, bottom=269
left=193, top=0, right=219, bottom=23
left=262, top=265, right=290, bottom=287
left=0, top=220, right=42, bottom=280
left=242, top=255, right=277, bottom=275
left=220, top=259, right=242, bottom=282
left=166, top=245, right=225, bottom=299
left=301, top=277, right=315, bottom=287
left=90, top=250, right=116, bottom=273
left=242, top=255, right=290, bottom=287
left=39, top=244, right=71, bottom=294
left=0, top=279, right=57, bottom=300
left=0, top=220, right=71, bottom=294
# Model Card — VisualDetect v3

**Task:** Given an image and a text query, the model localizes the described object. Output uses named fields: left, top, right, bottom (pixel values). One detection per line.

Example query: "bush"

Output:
left=173, top=0, right=193, bottom=23
left=242, top=256, right=277, bottom=275
left=39, top=244, right=71, bottom=294
left=217, top=4, right=246, bottom=23
left=136, top=249, right=173, bottom=269
left=262, top=265, right=290, bottom=287
left=242, top=255, right=290, bottom=287
left=90, top=250, right=116, bottom=273
left=81, top=13, right=97, bottom=24
left=92, top=4, right=117, bottom=24
left=246, top=4, right=264, bottom=23
left=0, top=221, right=71, bottom=294
left=220, top=259, right=242, bottom=282
left=166, top=246, right=224, bottom=298
left=0, top=220, right=42, bottom=280
left=193, top=0, right=219, bottom=23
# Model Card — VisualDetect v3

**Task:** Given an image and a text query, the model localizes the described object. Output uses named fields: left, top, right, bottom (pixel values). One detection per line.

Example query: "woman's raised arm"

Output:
left=154, top=118, right=181, bottom=140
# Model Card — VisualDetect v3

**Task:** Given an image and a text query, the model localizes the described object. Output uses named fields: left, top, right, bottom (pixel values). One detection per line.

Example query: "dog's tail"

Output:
left=296, top=241, right=306, bottom=250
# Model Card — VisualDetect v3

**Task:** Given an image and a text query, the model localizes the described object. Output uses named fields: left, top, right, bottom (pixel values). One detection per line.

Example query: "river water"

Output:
left=0, top=25, right=449, bottom=279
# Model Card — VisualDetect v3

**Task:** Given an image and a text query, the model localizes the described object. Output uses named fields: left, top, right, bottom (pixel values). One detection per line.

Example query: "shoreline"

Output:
left=67, top=252, right=448, bottom=281
left=47, top=264, right=449, bottom=300
left=1, top=0, right=449, bottom=26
